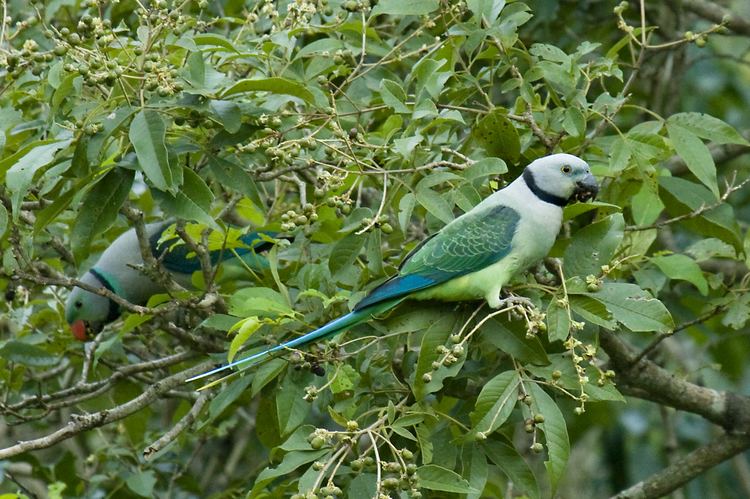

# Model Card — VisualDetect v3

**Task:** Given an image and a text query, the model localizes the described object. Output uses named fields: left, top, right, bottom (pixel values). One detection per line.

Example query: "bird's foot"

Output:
left=495, top=293, right=535, bottom=312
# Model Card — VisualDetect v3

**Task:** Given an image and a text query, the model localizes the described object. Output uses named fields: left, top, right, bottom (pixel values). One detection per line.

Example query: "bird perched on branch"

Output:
left=65, top=222, right=279, bottom=341
left=188, top=153, right=598, bottom=383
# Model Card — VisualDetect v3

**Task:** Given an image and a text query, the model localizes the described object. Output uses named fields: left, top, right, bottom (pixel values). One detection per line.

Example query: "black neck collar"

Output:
left=523, top=168, right=567, bottom=207
left=88, top=268, right=121, bottom=323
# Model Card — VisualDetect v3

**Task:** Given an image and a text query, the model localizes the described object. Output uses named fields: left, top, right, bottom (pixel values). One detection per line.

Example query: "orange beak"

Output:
left=70, top=320, right=88, bottom=341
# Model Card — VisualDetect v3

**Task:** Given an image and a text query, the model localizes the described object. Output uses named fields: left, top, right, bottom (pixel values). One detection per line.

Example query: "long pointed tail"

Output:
left=186, top=298, right=401, bottom=383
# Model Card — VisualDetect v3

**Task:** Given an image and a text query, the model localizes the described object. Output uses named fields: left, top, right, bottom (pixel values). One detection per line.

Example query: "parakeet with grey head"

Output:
left=65, top=222, right=279, bottom=340
left=188, top=153, right=598, bottom=383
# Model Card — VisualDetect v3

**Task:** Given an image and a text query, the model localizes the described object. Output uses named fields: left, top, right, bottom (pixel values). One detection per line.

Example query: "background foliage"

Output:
left=1, top=0, right=750, bottom=497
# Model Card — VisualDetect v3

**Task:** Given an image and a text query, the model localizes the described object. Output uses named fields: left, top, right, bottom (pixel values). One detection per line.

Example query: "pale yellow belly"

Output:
left=411, top=254, right=522, bottom=303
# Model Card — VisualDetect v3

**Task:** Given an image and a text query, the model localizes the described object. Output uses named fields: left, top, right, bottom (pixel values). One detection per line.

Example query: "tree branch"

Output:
left=611, top=432, right=750, bottom=499
left=600, top=330, right=750, bottom=433
left=680, top=0, right=750, bottom=36
left=143, top=390, right=213, bottom=460
left=0, top=357, right=207, bottom=459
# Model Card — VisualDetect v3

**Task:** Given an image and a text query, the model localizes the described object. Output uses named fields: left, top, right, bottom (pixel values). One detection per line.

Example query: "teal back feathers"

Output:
left=149, top=225, right=278, bottom=275
left=354, top=204, right=519, bottom=310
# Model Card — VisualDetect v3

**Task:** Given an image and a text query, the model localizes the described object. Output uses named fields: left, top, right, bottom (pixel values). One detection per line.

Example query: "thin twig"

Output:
left=0, top=360, right=213, bottom=459
left=143, top=390, right=212, bottom=460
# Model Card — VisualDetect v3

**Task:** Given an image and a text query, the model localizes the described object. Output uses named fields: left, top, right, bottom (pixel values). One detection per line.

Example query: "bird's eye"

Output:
left=561, top=165, right=572, bottom=174
left=74, top=301, right=83, bottom=309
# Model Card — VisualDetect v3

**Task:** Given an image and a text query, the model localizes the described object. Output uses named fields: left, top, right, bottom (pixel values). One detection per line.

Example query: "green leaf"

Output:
left=379, top=79, right=410, bottom=114
left=296, top=38, right=346, bottom=58
left=468, top=370, right=520, bottom=438
left=412, top=58, right=452, bottom=99
left=279, top=424, right=316, bottom=452
left=529, top=383, right=569, bottom=492
left=209, top=100, right=242, bottom=133
left=686, top=238, right=736, bottom=261
left=221, top=77, right=315, bottom=103
left=252, top=358, right=287, bottom=397
left=463, top=443, right=489, bottom=499
left=722, top=294, right=750, bottom=330
left=546, top=299, right=570, bottom=342
left=394, top=134, right=423, bottom=158
left=417, top=464, right=477, bottom=494
left=411, top=312, right=464, bottom=399
left=4, top=139, right=73, bottom=216
left=481, top=317, right=549, bottom=365
left=667, top=112, right=750, bottom=146
left=125, top=471, right=157, bottom=497
left=71, top=168, right=134, bottom=260
left=563, top=201, right=621, bottom=220
left=193, top=33, right=238, bottom=52
left=206, top=375, right=253, bottom=422
left=276, top=371, right=313, bottom=436
left=130, top=110, right=175, bottom=192
left=372, top=0, right=439, bottom=16
left=467, top=0, right=506, bottom=25
left=227, top=316, right=262, bottom=363
left=583, top=282, right=673, bottom=333
left=569, top=295, right=616, bottom=329
left=208, top=156, right=264, bottom=210
left=229, top=287, right=293, bottom=318
left=329, top=233, right=366, bottom=279
left=659, top=176, right=742, bottom=252
left=330, top=364, right=360, bottom=394
left=348, top=473, right=377, bottom=498
left=415, top=186, right=454, bottom=224
left=631, top=177, right=664, bottom=226
left=0, top=341, right=58, bottom=367
left=0, top=202, right=7, bottom=239
left=650, top=254, right=708, bottom=295
left=252, top=449, right=329, bottom=492
left=563, top=213, right=624, bottom=277
left=483, top=439, right=539, bottom=499
left=87, top=106, right=136, bottom=165
left=399, top=192, right=416, bottom=233
left=154, top=167, right=215, bottom=226
left=562, top=107, right=586, bottom=137
left=472, top=109, right=521, bottom=164
left=464, top=157, right=508, bottom=181
left=666, top=121, right=719, bottom=198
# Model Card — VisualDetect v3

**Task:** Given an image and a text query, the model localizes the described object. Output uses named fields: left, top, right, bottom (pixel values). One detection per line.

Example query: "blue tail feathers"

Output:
left=186, top=298, right=403, bottom=383
left=186, top=308, right=369, bottom=383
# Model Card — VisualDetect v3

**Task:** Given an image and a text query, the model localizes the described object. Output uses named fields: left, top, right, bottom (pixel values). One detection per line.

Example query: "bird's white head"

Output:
left=522, top=153, right=598, bottom=206
left=64, top=271, right=118, bottom=341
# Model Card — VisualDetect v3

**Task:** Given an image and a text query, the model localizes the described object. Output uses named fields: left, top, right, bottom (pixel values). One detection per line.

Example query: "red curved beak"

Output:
left=70, top=320, right=88, bottom=341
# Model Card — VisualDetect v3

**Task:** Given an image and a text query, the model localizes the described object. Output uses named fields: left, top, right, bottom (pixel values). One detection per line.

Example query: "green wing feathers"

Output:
left=354, top=204, right=520, bottom=310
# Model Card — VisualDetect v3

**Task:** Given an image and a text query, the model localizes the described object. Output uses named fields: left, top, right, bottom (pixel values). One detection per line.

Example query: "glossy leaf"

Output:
left=584, top=282, right=674, bottom=333
left=563, top=213, right=624, bottom=277
left=472, top=109, right=521, bottom=164
left=529, top=383, right=570, bottom=492
left=417, top=464, right=477, bottom=494
left=71, top=168, right=134, bottom=260
left=468, top=370, right=520, bottom=438
left=129, top=110, right=175, bottom=192
left=222, top=78, right=315, bottom=103
left=372, top=0, right=439, bottom=16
